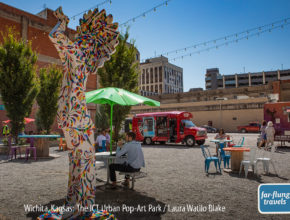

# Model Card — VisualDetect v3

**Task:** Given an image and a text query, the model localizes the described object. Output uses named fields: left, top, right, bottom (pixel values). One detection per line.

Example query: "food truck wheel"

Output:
left=185, top=136, right=195, bottom=147
left=196, top=140, right=205, bottom=145
left=144, top=137, right=152, bottom=145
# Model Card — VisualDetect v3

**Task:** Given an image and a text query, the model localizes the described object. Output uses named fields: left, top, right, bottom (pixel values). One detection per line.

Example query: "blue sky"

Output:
left=3, top=0, right=290, bottom=91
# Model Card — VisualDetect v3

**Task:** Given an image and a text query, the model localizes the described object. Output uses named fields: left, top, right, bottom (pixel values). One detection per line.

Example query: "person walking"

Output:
left=265, top=121, right=275, bottom=151
left=258, top=120, right=267, bottom=148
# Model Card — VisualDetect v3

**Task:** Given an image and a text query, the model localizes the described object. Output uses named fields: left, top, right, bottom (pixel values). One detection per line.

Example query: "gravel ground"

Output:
left=0, top=133, right=289, bottom=220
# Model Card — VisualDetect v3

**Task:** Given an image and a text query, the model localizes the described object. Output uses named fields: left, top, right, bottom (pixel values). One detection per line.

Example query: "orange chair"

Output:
left=59, top=138, right=67, bottom=151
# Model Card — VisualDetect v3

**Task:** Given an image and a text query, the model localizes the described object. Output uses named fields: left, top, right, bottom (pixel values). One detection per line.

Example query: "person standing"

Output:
left=265, top=121, right=275, bottom=150
left=2, top=122, right=10, bottom=137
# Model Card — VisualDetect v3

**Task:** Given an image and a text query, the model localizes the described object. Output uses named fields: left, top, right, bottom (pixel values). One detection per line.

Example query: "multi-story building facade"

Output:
left=205, top=68, right=290, bottom=90
left=139, top=56, right=183, bottom=95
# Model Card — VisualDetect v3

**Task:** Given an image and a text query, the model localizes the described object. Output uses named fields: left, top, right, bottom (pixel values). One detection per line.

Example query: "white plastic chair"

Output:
left=239, top=147, right=257, bottom=178
left=256, top=144, right=277, bottom=175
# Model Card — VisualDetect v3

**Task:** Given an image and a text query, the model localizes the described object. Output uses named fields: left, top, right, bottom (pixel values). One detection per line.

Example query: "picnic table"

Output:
left=95, top=152, right=116, bottom=184
left=210, top=139, right=232, bottom=154
left=18, top=135, right=61, bottom=158
left=210, top=139, right=232, bottom=144
left=223, top=147, right=250, bottom=172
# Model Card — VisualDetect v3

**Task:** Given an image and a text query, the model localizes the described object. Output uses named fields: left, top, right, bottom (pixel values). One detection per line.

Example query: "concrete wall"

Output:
left=190, top=109, right=263, bottom=132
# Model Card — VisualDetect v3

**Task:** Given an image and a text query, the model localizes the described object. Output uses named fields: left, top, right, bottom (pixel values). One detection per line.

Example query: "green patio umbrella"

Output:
left=85, top=87, right=160, bottom=154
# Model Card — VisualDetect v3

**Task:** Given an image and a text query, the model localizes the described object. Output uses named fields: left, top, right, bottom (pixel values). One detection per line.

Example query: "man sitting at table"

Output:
left=109, top=132, right=145, bottom=189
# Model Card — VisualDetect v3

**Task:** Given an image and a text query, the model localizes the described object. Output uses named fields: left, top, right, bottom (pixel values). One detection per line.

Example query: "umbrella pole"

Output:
left=110, top=104, right=113, bottom=155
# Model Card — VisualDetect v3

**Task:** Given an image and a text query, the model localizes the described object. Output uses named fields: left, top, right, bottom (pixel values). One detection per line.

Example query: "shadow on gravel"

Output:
left=0, top=156, right=58, bottom=164
left=26, top=186, right=166, bottom=220
left=261, top=173, right=289, bottom=181
left=228, top=172, right=263, bottom=183
left=276, top=147, right=290, bottom=153
left=205, top=172, right=222, bottom=179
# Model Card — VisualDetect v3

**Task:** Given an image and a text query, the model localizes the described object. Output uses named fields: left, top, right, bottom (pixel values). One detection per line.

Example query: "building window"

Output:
left=155, top=67, right=158, bottom=83
left=146, top=70, right=149, bottom=84
left=159, top=67, right=162, bottom=82
left=159, top=84, right=162, bottom=93
left=146, top=86, right=149, bottom=91
left=155, top=85, right=158, bottom=93
left=142, top=72, right=145, bottom=84
left=151, top=85, right=153, bottom=92
left=150, top=68, right=153, bottom=83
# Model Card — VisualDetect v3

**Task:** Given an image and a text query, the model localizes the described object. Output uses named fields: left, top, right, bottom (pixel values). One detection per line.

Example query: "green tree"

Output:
left=36, top=66, right=62, bottom=134
left=98, top=31, right=139, bottom=141
left=0, top=29, right=39, bottom=142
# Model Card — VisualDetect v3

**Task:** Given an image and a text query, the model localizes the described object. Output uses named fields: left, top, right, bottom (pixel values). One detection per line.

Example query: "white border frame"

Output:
left=258, top=183, right=290, bottom=214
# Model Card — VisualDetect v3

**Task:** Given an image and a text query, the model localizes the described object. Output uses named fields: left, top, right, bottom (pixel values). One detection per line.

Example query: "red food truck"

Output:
left=132, top=111, right=207, bottom=146
left=264, top=102, right=290, bottom=145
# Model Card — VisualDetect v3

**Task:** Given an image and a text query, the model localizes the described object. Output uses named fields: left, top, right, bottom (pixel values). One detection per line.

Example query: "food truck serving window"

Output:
left=181, top=120, right=196, bottom=128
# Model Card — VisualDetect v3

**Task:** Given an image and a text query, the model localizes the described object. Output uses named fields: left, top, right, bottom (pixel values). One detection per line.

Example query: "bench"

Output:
left=119, top=171, right=147, bottom=190
left=275, top=135, right=290, bottom=147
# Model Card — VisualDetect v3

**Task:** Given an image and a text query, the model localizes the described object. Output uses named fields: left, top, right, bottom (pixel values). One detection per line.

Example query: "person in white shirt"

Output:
left=96, top=129, right=107, bottom=151
left=109, top=132, right=145, bottom=189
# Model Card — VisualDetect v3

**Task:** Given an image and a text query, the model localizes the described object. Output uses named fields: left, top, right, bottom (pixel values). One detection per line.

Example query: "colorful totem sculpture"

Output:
left=49, top=7, right=119, bottom=214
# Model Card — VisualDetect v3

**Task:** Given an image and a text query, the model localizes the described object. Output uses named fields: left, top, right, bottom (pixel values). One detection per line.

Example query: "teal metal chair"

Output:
left=200, top=145, right=221, bottom=173
left=218, top=143, right=230, bottom=168
left=233, top=137, right=245, bottom=147
left=98, top=140, right=107, bottom=152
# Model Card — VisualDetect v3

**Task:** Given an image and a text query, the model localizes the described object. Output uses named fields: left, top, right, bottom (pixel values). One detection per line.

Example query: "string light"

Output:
left=167, top=21, right=290, bottom=62
left=69, top=0, right=111, bottom=20
left=158, top=16, right=290, bottom=57
left=120, top=0, right=172, bottom=27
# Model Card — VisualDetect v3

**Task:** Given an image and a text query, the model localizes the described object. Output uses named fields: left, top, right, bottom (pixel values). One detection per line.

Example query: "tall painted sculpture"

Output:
left=49, top=7, right=119, bottom=213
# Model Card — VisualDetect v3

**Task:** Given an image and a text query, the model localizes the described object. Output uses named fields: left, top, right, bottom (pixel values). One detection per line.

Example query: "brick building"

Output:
left=0, top=2, right=97, bottom=133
